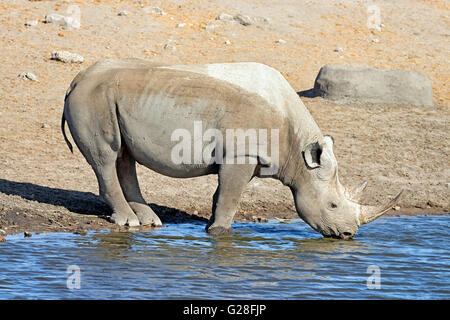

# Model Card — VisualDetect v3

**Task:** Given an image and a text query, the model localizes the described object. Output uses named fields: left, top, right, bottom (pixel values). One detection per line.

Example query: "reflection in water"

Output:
left=0, top=215, right=448, bottom=299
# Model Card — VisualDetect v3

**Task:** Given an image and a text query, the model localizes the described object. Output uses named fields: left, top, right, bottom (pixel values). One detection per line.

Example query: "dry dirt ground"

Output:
left=0, top=0, right=449, bottom=237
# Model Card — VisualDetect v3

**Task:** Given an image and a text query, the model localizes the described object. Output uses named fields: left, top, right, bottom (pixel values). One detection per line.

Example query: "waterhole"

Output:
left=0, top=215, right=448, bottom=299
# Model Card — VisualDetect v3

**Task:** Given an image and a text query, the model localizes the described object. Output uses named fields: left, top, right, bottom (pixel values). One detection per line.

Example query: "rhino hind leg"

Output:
left=206, top=162, right=256, bottom=235
left=90, top=151, right=140, bottom=227
left=116, top=147, right=162, bottom=227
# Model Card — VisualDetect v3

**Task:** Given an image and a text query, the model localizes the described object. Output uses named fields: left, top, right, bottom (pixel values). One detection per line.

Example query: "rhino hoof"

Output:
left=206, top=225, right=233, bottom=235
left=110, top=212, right=140, bottom=227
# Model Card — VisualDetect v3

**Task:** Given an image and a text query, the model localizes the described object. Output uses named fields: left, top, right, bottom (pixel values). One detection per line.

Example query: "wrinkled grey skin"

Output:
left=62, top=58, right=402, bottom=239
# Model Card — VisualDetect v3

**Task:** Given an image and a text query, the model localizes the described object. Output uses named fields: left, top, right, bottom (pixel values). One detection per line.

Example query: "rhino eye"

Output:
left=329, top=202, right=338, bottom=209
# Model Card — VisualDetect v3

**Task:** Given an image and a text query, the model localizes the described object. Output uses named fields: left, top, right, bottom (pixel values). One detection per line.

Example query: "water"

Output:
left=0, top=215, right=448, bottom=299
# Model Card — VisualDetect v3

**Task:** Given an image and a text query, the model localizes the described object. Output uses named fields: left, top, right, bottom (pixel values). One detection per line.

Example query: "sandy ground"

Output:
left=0, top=0, right=449, bottom=237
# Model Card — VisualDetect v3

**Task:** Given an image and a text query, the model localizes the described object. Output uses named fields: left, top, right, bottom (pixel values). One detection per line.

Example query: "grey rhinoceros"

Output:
left=61, top=58, right=402, bottom=239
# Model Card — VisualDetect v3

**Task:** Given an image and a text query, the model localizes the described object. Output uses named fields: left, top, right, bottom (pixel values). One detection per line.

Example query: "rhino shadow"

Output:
left=0, top=179, right=206, bottom=224
left=297, top=89, right=320, bottom=98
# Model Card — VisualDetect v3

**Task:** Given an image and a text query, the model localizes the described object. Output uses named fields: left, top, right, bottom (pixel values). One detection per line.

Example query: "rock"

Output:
left=233, top=14, right=253, bottom=26
left=176, top=23, right=186, bottom=28
left=45, top=13, right=80, bottom=30
left=393, top=206, right=400, bottom=211
left=24, top=231, right=32, bottom=238
left=334, top=47, right=344, bottom=53
left=275, top=39, right=286, bottom=44
left=225, top=39, right=231, bottom=45
left=372, top=38, right=380, bottom=43
left=163, top=43, right=176, bottom=51
left=251, top=216, right=268, bottom=223
left=205, top=21, right=220, bottom=31
left=216, top=13, right=234, bottom=21
left=142, top=6, right=166, bottom=16
left=253, top=16, right=271, bottom=24
left=51, top=50, right=84, bottom=63
left=41, top=123, right=50, bottom=129
left=313, top=65, right=434, bottom=107
left=25, top=20, right=38, bottom=27
left=117, top=10, right=129, bottom=16
left=0, top=235, right=5, bottom=242
left=18, top=72, right=38, bottom=82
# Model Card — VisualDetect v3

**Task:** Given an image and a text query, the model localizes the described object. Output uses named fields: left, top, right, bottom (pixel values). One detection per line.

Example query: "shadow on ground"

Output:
left=297, top=89, right=320, bottom=98
left=0, top=179, right=206, bottom=223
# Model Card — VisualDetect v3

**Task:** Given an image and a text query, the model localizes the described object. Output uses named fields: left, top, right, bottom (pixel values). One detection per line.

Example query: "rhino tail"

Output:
left=61, top=112, right=73, bottom=154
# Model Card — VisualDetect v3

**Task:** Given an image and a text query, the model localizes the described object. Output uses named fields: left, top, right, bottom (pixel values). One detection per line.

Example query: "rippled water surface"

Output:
left=0, top=215, right=448, bottom=299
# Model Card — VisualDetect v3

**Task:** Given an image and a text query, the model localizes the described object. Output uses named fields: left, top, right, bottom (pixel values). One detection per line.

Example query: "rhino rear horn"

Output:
left=346, top=181, right=368, bottom=201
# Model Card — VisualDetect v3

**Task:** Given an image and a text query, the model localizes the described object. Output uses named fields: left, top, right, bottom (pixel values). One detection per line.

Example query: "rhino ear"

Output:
left=323, top=135, right=334, bottom=149
left=303, top=141, right=322, bottom=169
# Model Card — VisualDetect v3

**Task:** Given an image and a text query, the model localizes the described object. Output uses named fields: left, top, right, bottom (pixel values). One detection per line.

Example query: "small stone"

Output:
left=142, top=6, right=166, bottom=16
left=275, top=39, right=286, bottom=44
left=216, top=13, right=234, bottom=21
left=193, top=210, right=198, bottom=215
left=163, top=43, right=176, bottom=51
left=253, top=16, right=270, bottom=24
left=177, top=23, right=186, bottom=28
left=18, top=72, right=38, bottom=82
left=234, top=14, right=252, bottom=26
left=372, top=38, right=380, bottom=43
left=205, top=21, right=221, bottom=31
left=45, top=13, right=80, bottom=30
left=24, top=231, right=32, bottom=238
left=0, top=235, right=5, bottom=242
left=41, top=123, right=50, bottom=129
left=25, top=20, right=38, bottom=27
left=51, top=50, right=84, bottom=63
left=225, top=39, right=231, bottom=45
left=393, top=206, right=400, bottom=211
left=117, top=10, right=129, bottom=16
left=334, top=47, right=344, bottom=52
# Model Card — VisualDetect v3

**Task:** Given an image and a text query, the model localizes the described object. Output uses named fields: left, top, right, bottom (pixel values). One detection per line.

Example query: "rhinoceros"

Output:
left=61, top=58, right=402, bottom=239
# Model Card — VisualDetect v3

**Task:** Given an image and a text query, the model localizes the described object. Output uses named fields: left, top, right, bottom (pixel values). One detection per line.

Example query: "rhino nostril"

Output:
left=342, top=232, right=353, bottom=238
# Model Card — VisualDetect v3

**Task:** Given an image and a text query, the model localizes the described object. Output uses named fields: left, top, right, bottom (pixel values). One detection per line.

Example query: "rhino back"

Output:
left=113, top=65, right=290, bottom=177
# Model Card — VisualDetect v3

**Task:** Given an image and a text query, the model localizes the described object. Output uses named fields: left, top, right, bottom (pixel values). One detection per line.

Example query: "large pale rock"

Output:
left=313, top=65, right=434, bottom=107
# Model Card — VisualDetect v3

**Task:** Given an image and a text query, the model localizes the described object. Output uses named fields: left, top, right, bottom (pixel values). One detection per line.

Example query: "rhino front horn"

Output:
left=358, top=190, right=404, bottom=225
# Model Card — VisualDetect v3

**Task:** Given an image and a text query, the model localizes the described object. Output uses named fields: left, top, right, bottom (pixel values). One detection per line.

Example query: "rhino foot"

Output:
left=129, top=202, right=162, bottom=227
left=206, top=225, right=233, bottom=235
left=110, top=211, right=140, bottom=227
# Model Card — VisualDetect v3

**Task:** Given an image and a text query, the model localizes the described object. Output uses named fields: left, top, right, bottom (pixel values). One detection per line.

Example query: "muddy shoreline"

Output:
left=0, top=199, right=448, bottom=237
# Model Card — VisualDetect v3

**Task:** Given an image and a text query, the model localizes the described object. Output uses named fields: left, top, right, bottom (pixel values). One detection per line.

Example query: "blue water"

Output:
left=0, top=215, right=448, bottom=299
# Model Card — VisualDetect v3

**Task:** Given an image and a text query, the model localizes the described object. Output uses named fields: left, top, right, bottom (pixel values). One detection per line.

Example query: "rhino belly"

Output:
left=117, top=93, right=221, bottom=178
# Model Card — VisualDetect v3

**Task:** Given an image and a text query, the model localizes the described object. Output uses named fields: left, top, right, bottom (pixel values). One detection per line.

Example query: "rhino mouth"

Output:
left=322, top=231, right=354, bottom=240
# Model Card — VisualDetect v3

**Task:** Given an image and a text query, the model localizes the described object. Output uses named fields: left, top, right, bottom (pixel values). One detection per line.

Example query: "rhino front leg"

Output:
left=116, top=148, right=162, bottom=227
left=206, top=162, right=256, bottom=235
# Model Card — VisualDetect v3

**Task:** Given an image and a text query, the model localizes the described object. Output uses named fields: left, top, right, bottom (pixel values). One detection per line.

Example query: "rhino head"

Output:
left=289, top=136, right=403, bottom=240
